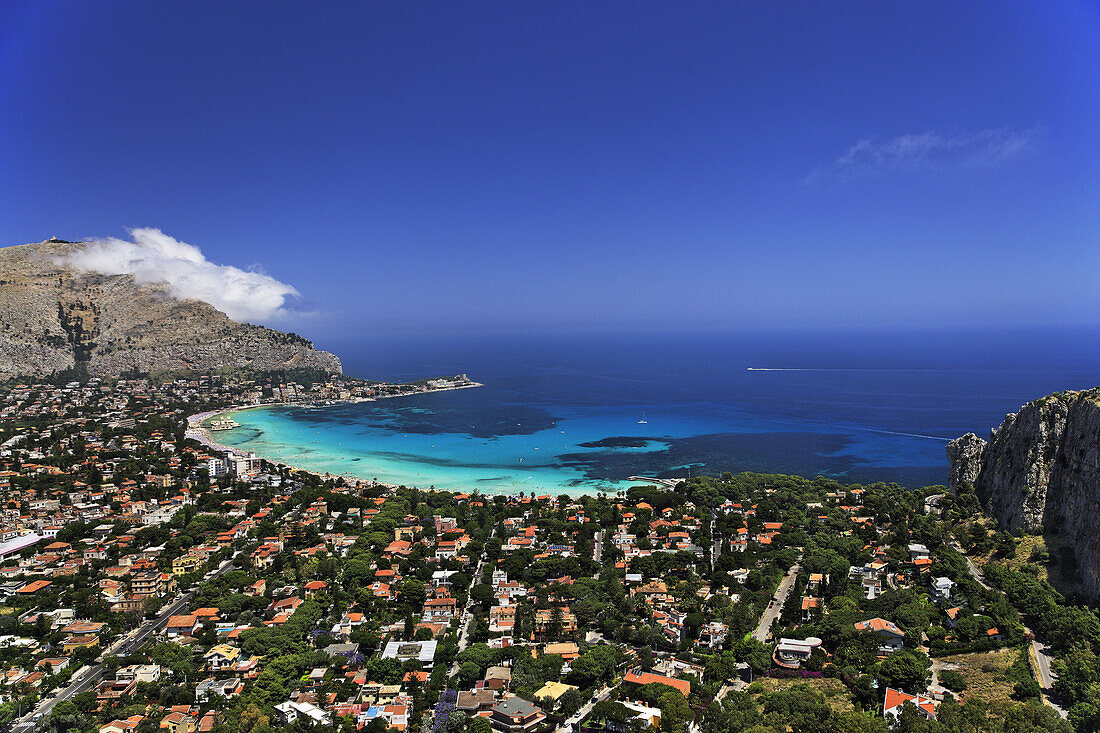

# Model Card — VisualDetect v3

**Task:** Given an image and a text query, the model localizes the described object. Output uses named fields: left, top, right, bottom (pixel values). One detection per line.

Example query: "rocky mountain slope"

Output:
left=947, top=388, right=1100, bottom=599
left=0, top=239, right=341, bottom=379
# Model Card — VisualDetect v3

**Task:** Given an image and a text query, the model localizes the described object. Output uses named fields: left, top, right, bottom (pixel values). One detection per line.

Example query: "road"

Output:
left=557, top=684, right=615, bottom=732
left=11, top=557, right=238, bottom=733
left=449, top=530, right=495, bottom=676
left=952, top=543, right=1066, bottom=718
left=701, top=562, right=803, bottom=724
left=753, top=564, right=800, bottom=643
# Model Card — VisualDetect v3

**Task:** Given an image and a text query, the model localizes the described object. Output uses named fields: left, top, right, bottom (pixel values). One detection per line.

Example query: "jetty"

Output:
left=627, top=475, right=682, bottom=490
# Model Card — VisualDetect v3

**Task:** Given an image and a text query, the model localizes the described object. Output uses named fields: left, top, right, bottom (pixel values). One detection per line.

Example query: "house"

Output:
left=195, top=677, right=243, bottom=702
left=944, top=607, right=962, bottom=629
left=883, top=688, right=936, bottom=721
left=17, top=579, right=52, bottom=594
left=116, top=664, right=162, bottom=684
left=533, top=681, right=578, bottom=705
left=930, top=577, right=955, bottom=602
left=131, top=572, right=163, bottom=597
left=274, top=701, right=331, bottom=726
left=853, top=618, right=905, bottom=654
left=773, top=637, right=823, bottom=668
left=620, top=701, right=662, bottom=730
left=165, top=615, right=200, bottom=638
left=489, top=697, right=545, bottom=733
left=801, top=596, right=820, bottom=622
left=380, top=640, right=437, bottom=668
left=485, top=666, right=512, bottom=691
left=456, top=689, right=497, bottom=714
left=908, top=544, right=931, bottom=562
left=36, top=658, right=70, bottom=674
left=97, top=679, right=138, bottom=704
left=542, top=642, right=580, bottom=661
left=172, top=555, right=203, bottom=576
left=159, top=711, right=195, bottom=733
left=99, top=716, right=145, bottom=733
left=623, top=669, right=690, bottom=696
left=204, top=645, right=241, bottom=671
left=62, top=635, right=100, bottom=654
left=533, top=608, right=577, bottom=635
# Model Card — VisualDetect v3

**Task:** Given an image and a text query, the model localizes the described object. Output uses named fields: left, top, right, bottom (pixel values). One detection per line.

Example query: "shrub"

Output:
left=939, top=670, right=967, bottom=692
left=1013, top=678, right=1041, bottom=700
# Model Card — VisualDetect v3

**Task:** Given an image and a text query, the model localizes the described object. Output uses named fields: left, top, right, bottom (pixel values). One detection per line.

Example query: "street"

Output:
left=753, top=564, right=800, bottom=643
left=448, top=530, right=494, bottom=676
left=953, top=543, right=1066, bottom=718
left=703, top=562, right=802, bottom=720
left=557, top=684, right=614, bottom=733
left=10, top=558, right=237, bottom=732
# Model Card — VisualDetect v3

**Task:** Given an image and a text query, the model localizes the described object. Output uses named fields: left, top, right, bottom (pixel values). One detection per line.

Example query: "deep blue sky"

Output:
left=2, top=2, right=1099, bottom=340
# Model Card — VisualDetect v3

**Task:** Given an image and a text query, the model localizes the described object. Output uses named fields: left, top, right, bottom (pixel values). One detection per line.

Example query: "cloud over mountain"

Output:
left=60, top=228, right=299, bottom=323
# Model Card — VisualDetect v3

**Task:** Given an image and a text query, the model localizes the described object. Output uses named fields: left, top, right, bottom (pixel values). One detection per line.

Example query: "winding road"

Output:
left=952, top=543, right=1066, bottom=718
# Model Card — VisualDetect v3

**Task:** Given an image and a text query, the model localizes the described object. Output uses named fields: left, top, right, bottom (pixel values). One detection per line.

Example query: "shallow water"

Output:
left=208, top=329, right=1100, bottom=495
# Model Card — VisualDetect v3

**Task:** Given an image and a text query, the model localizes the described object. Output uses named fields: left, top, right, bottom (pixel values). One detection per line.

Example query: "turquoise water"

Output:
left=206, top=330, right=1100, bottom=496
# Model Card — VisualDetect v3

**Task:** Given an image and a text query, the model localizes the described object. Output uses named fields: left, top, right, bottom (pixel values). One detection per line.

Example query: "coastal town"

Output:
left=0, top=373, right=1086, bottom=733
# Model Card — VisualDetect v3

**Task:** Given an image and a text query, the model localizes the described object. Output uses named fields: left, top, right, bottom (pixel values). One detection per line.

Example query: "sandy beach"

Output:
left=184, top=381, right=484, bottom=487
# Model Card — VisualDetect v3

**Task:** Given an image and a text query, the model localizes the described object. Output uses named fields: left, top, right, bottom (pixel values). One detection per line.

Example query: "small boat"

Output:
left=637, top=412, right=648, bottom=424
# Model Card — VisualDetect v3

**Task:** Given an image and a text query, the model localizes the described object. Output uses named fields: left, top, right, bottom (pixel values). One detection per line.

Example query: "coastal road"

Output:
left=11, top=557, right=238, bottom=733
left=753, top=564, right=800, bottom=643
left=952, top=543, right=1066, bottom=718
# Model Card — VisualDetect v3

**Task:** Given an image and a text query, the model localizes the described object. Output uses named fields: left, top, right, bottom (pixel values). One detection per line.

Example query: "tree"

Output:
left=1013, top=678, right=1041, bottom=701
left=939, top=670, right=966, bottom=693
left=239, top=703, right=270, bottom=733
left=73, top=690, right=97, bottom=714
left=657, top=689, right=694, bottom=733
left=468, top=719, right=492, bottom=733
left=558, top=688, right=586, bottom=718
left=459, top=661, right=481, bottom=685
left=877, top=649, right=932, bottom=693
left=470, top=584, right=495, bottom=605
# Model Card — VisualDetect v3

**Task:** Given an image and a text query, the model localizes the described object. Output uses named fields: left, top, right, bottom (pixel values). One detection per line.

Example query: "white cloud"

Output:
left=61, top=227, right=299, bottom=324
left=805, top=128, right=1038, bottom=184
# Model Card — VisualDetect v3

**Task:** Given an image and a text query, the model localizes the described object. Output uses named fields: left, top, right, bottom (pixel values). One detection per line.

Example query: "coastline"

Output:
left=184, top=381, right=486, bottom=488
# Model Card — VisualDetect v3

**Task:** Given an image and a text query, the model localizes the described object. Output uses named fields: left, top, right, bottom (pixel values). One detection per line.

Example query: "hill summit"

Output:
left=0, top=239, right=341, bottom=379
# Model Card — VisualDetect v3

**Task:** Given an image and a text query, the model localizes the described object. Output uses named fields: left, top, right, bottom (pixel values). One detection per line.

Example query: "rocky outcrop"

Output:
left=947, top=389, right=1100, bottom=599
left=945, top=432, right=985, bottom=492
left=0, top=239, right=341, bottom=379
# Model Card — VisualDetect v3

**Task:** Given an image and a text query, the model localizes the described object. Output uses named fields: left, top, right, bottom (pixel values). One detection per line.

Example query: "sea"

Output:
left=209, top=327, right=1100, bottom=496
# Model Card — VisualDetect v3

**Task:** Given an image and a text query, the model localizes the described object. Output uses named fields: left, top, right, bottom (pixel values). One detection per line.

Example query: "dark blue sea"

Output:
left=212, top=328, right=1100, bottom=494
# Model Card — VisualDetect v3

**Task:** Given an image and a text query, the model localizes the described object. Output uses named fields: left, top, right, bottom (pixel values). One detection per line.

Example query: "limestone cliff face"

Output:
left=947, top=389, right=1100, bottom=599
left=0, top=240, right=341, bottom=379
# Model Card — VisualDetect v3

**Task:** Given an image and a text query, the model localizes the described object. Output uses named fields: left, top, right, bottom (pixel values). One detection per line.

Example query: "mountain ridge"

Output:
left=947, top=388, right=1100, bottom=600
left=0, top=239, right=341, bottom=379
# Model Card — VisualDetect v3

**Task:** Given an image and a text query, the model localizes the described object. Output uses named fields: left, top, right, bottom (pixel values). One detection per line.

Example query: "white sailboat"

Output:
left=637, top=412, right=648, bottom=424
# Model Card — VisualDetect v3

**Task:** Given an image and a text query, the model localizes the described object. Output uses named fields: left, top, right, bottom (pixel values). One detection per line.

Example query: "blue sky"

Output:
left=2, top=1, right=1099, bottom=340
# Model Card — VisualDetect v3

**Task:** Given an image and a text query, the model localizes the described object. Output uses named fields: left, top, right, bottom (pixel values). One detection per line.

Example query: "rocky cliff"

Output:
left=0, top=239, right=341, bottom=379
left=947, top=388, right=1100, bottom=599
